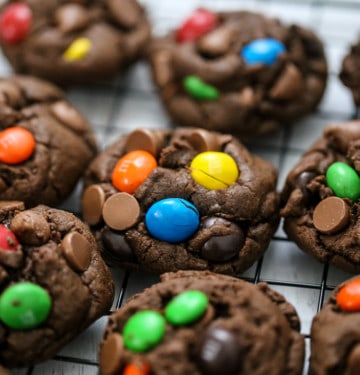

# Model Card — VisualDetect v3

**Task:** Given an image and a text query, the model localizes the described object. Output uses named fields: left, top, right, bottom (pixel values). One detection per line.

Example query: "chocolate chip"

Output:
left=345, top=344, right=360, bottom=375
left=106, top=0, right=141, bottom=29
left=125, top=129, right=164, bottom=157
left=102, top=227, right=134, bottom=262
left=0, top=80, right=22, bottom=107
left=186, top=129, right=221, bottom=152
left=196, top=327, right=241, bottom=375
left=269, top=63, right=303, bottom=100
left=197, top=26, right=233, bottom=57
left=61, top=232, right=92, bottom=272
left=200, top=217, right=244, bottom=262
left=10, top=211, right=50, bottom=246
left=151, top=51, right=173, bottom=87
left=82, top=185, right=106, bottom=226
left=313, top=197, right=350, bottom=234
left=102, top=193, right=140, bottom=231
left=55, top=4, right=90, bottom=33
left=100, top=333, right=124, bottom=375
left=51, top=101, right=87, bottom=132
left=296, top=171, right=317, bottom=203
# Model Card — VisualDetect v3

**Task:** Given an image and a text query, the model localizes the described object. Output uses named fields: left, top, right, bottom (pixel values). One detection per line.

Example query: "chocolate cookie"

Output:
left=99, top=270, right=304, bottom=375
left=0, top=74, right=97, bottom=207
left=0, top=201, right=114, bottom=367
left=82, top=128, right=279, bottom=275
left=148, top=9, right=327, bottom=138
left=340, top=39, right=360, bottom=108
left=310, top=276, right=360, bottom=375
left=0, top=0, right=151, bottom=86
left=281, top=120, right=360, bottom=273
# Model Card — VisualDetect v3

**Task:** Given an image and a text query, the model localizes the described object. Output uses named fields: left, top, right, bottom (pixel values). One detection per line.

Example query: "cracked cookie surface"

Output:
left=0, top=201, right=114, bottom=368
left=0, top=0, right=151, bottom=86
left=148, top=9, right=327, bottom=138
left=82, top=127, right=279, bottom=275
left=281, top=120, right=360, bottom=273
left=100, top=270, right=304, bottom=375
left=0, top=74, right=97, bottom=207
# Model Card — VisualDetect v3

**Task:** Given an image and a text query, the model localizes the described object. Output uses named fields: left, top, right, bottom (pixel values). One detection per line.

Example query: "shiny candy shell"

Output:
left=145, top=198, right=200, bottom=243
left=112, top=150, right=157, bottom=194
left=63, top=37, right=92, bottom=62
left=176, top=8, right=217, bottom=43
left=183, top=75, right=219, bottom=101
left=190, top=151, right=239, bottom=190
left=123, top=310, right=166, bottom=352
left=165, top=290, right=208, bottom=325
left=0, top=282, right=51, bottom=330
left=241, top=38, right=286, bottom=66
left=326, top=161, right=360, bottom=201
left=0, top=2, right=32, bottom=44
left=0, top=225, right=19, bottom=251
left=336, top=278, right=360, bottom=312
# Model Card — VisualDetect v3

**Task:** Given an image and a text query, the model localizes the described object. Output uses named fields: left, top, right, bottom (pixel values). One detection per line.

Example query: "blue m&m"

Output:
left=241, top=38, right=286, bottom=66
left=145, top=198, right=200, bottom=243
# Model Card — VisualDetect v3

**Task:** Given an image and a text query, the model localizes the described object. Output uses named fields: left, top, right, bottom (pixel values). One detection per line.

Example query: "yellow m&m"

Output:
left=63, top=37, right=92, bottom=62
left=190, top=151, right=239, bottom=190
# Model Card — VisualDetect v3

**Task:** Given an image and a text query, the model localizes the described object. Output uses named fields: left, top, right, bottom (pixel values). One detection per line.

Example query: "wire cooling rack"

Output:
left=5, top=0, right=360, bottom=374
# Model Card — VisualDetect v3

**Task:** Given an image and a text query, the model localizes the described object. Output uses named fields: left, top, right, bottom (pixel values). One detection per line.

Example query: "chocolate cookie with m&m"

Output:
left=81, top=127, right=279, bottom=275
left=148, top=9, right=327, bottom=138
left=0, top=74, right=97, bottom=207
left=99, top=270, right=304, bottom=375
left=0, top=201, right=114, bottom=367
left=281, top=120, right=360, bottom=272
left=0, top=0, right=151, bottom=86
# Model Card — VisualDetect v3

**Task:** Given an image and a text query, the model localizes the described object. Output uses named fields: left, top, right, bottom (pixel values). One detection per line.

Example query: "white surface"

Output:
left=6, top=0, right=360, bottom=374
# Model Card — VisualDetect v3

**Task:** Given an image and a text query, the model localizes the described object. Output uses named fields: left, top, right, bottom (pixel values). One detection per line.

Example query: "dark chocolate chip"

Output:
left=196, top=326, right=241, bottom=375
left=296, top=171, right=317, bottom=202
left=102, top=227, right=134, bottom=262
left=201, top=217, right=244, bottom=262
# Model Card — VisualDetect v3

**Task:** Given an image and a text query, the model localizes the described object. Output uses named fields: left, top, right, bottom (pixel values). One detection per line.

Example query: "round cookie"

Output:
left=0, top=74, right=97, bottom=207
left=0, top=0, right=151, bottom=86
left=340, top=38, right=360, bottom=109
left=310, top=276, right=360, bottom=375
left=82, top=127, right=279, bottom=275
left=148, top=9, right=327, bottom=138
left=281, top=120, right=360, bottom=273
left=99, top=270, right=305, bottom=375
left=0, top=201, right=114, bottom=367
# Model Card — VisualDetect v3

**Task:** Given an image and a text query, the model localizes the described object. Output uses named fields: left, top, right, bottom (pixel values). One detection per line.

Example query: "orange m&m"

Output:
left=0, top=126, right=35, bottom=164
left=123, top=363, right=150, bottom=375
left=112, top=150, right=157, bottom=194
left=336, top=278, right=360, bottom=312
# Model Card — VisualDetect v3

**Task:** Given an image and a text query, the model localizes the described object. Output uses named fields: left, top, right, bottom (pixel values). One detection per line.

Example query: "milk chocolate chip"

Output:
left=82, top=185, right=106, bottom=226
left=100, top=333, right=124, bottom=375
left=51, top=101, right=88, bottom=132
left=61, top=232, right=92, bottom=272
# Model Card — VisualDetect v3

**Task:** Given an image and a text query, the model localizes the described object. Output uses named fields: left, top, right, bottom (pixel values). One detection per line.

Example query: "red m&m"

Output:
left=176, top=8, right=217, bottom=43
left=0, top=2, right=32, bottom=44
left=112, top=150, right=157, bottom=194
left=336, top=278, right=360, bottom=312
left=0, top=225, right=19, bottom=251
left=0, top=126, right=35, bottom=164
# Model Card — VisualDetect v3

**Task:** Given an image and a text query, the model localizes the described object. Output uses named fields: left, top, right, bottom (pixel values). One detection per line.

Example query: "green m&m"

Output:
left=165, top=290, right=208, bottom=325
left=326, top=161, right=360, bottom=201
left=123, top=310, right=166, bottom=352
left=183, top=75, right=219, bottom=101
left=0, top=282, right=51, bottom=330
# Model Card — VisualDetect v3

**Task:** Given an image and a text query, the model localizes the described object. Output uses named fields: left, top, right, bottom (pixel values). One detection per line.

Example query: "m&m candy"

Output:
left=112, top=150, right=157, bottom=194
left=123, top=363, right=150, bottom=375
left=0, top=225, right=19, bottom=251
left=326, top=161, right=360, bottom=201
left=0, top=2, right=32, bottom=44
left=176, top=8, right=217, bottom=43
left=183, top=75, right=219, bottom=101
left=165, top=290, right=208, bottom=325
left=0, top=282, right=51, bottom=330
left=241, top=38, right=286, bottom=66
left=145, top=198, right=200, bottom=243
left=123, top=310, right=166, bottom=352
left=0, top=126, right=35, bottom=164
left=190, top=151, right=239, bottom=190
left=63, top=37, right=92, bottom=62
left=336, top=278, right=360, bottom=312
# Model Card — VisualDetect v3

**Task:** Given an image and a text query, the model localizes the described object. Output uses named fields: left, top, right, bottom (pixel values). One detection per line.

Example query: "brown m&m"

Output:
left=313, top=196, right=350, bottom=234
